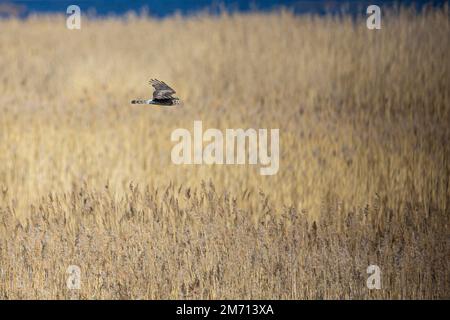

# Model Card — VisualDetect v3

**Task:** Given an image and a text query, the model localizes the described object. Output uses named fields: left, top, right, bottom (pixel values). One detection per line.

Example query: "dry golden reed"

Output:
left=0, top=6, right=448, bottom=299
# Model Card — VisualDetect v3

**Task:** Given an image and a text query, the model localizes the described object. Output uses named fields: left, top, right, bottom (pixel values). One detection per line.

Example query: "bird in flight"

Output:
left=131, top=79, right=181, bottom=106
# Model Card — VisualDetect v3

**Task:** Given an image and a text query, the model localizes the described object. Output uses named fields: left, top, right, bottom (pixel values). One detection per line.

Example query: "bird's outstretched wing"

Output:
left=149, top=79, right=176, bottom=100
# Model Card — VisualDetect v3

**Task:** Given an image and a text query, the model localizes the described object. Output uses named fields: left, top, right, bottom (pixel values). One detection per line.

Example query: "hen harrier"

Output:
left=131, top=79, right=181, bottom=106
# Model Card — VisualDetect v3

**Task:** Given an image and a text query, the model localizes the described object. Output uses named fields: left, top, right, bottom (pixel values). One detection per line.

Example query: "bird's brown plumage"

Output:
left=149, top=79, right=177, bottom=100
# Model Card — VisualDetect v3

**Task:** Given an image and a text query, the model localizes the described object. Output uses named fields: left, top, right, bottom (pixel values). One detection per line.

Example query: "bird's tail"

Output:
left=131, top=99, right=148, bottom=104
